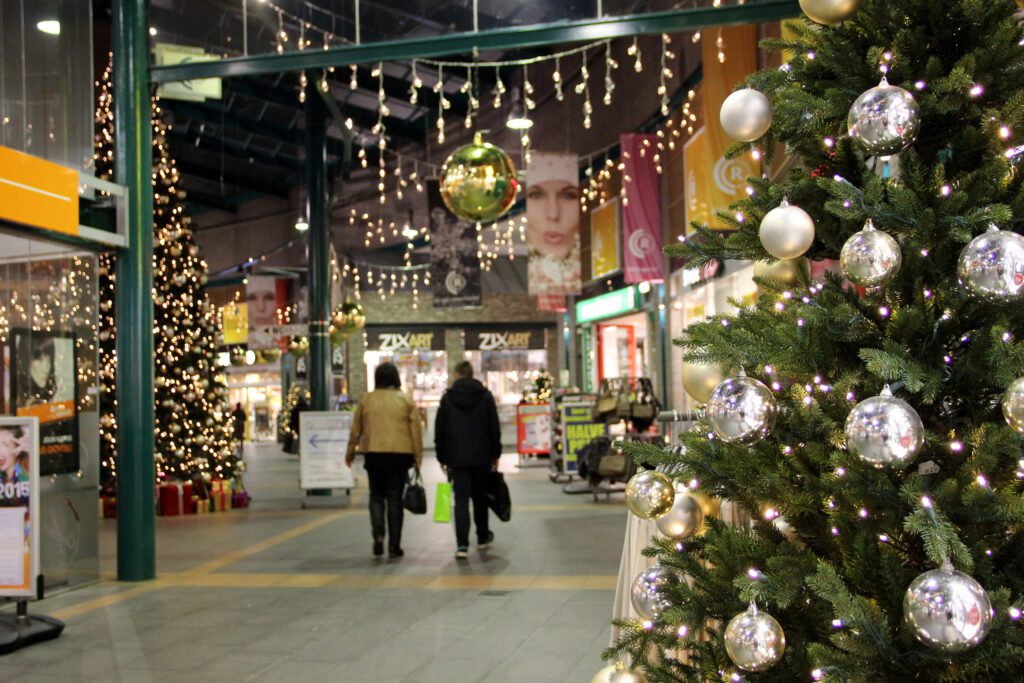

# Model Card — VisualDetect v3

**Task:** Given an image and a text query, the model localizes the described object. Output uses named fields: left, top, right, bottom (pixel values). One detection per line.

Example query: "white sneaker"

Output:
left=455, top=547, right=469, bottom=559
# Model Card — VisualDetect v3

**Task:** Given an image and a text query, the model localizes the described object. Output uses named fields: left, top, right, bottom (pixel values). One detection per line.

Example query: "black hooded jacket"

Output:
left=434, top=377, right=501, bottom=468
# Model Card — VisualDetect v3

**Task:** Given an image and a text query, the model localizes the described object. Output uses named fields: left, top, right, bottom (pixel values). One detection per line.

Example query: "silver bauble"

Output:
left=681, top=360, right=726, bottom=404
left=840, top=219, right=902, bottom=287
left=799, top=0, right=860, bottom=25
left=625, top=470, right=675, bottom=519
left=719, top=88, right=772, bottom=142
left=707, top=376, right=777, bottom=443
left=1002, top=377, right=1024, bottom=433
left=591, top=664, right=619, bottom=683
left=609, top=667, right=648, bottom=683
left=630, top=565, right=680, bottom=620
left=759, top=198, right=815, bottom=259
left=903, top=562, right=992, bottom=652
left=724, top=603, right=786, bottom=672
left=957, top=225, right=1024, bottom=303
left=655, top=484, right=704, bottom=540
left=847, top=77, right=920, bottom=157
left=844, top=385, right=924, bottom=468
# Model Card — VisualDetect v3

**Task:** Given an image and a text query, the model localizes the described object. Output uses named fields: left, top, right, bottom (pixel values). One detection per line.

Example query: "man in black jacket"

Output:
left=435, top=361, right=501, bottom=559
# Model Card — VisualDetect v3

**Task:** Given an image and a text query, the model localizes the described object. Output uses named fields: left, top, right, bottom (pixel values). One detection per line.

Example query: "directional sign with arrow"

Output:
left=299, top=412, right=356, bottom=490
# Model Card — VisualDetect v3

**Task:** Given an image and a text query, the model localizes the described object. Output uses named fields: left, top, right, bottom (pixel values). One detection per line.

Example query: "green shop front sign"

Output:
left=575, top=286, right=640, bottom=324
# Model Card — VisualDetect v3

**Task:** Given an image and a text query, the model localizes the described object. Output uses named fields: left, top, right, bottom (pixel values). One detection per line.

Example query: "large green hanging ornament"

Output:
left=329, top=301, right=366, bottom=345
left=440, top=132, right=519, bottom=223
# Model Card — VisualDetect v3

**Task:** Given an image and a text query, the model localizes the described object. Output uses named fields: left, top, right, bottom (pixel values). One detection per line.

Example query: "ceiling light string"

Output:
left=435, top=64, right=448, bottom=144
left=372, top=62, right=389, bottom=205
left=604, top=41, right=617, bottom=106
left=575, top=49, right=593, bottom=130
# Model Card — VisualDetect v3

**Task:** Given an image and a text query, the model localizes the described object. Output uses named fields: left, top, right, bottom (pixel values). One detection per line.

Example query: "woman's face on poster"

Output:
left=526, top=180, right=580, bottom=260
left=30, top=349, right=52, bottom=390
left=0, top=430, right=20, bottom=474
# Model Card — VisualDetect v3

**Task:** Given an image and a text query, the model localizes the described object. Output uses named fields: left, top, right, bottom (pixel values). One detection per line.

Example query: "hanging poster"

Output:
left=527, top=153, right=582, bottom=295
left=684, top=25, right=759, bottom=233
left=0, top=416, right=39, bottom=598
left=590, top=198, right=621, bottom=280
left=621, top=133, right=664, bottom=283
left=428, top=180, right=483, bottom=309
left=9, top=330, right=78, bottom=476
left=221, top=301, right=248, bottom=345
left=247, top=276, right=287, bottom=349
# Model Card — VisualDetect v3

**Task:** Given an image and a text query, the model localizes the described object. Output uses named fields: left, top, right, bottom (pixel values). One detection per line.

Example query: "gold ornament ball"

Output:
left=440, top=132, right=519, bottom=223
left=655, top=484, right=704, bottom=540
left=289, top=336, right=309, bottom=358
left=681, top=360, right=725, bottom=404
left=799, top=0, right=860, bottom=25
left=625, top=470, right=675, bottom=519
left=753, top=257, right=806, bottom=287
left=1002, top=377, right=1024, bottom=433
left=594, top=662, right=648, bottom=683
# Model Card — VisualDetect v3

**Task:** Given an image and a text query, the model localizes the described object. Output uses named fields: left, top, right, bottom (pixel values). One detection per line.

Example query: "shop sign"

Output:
left=590, top=198, right=621, bottom=280
left=0, top=146, right=79, bottom=237
left=366, top=327, right=445, bottom=352
left=560, top=403, right=608, bottom=472
left=299, top=412, right=355, bottom=490
left=575, top=286, right=639, bottom=324
left=154, top=43, right=223, bottom=102
left=465, top=329, right=545, bottom=351
left=0, top=416, right=40, bottom=598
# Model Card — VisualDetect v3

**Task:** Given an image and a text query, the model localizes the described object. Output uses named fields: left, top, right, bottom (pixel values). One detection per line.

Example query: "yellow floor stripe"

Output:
left=49, top=582, right=167, bottom=621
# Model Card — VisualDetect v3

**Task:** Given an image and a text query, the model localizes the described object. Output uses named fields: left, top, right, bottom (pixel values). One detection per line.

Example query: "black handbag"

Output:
left=486, top=470, right=512, bottom=522
left=403, top=467, right=427, bottom=514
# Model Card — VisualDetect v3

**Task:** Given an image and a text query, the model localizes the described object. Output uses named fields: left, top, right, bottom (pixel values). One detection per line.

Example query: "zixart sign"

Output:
left=365, top=327, right=445, bottom=352
left=465, top=329, right=546, bottom=351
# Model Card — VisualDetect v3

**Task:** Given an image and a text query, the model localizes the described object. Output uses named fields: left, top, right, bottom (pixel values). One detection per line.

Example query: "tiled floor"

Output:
left=3, top=444, right=627, bottom=682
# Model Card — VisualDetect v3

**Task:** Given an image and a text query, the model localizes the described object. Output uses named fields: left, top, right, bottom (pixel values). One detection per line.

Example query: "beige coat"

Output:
left=345, top=388, right=423, bottom=468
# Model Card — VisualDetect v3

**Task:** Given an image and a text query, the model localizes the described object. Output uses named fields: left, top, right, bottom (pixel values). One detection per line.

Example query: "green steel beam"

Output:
left=306, top=92, right=332, bottom=414
left=113, top=0, right=156, bottom=581
left=151, top=1, right=799, bottom=83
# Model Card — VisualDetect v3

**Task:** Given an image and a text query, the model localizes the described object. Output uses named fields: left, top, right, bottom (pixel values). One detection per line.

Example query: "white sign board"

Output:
left=0, top=417, right=39, bottom=599
left=153, top=43, right=223, bottom=102
left=299, top=411, right=356, bottom=490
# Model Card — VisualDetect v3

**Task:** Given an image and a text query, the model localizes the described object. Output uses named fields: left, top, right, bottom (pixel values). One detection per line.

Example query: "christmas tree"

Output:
left=95, top=59, right=237, bottom=486
left=608, top=2, right=1024, bottom=680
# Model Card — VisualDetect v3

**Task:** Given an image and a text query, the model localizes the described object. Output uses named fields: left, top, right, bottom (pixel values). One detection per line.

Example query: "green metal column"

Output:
left=306, top=92, right=331, bottom=412
left=112, top=0, right=156, bottom=580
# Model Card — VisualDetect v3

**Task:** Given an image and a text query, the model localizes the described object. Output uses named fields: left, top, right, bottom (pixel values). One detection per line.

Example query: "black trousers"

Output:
left=364, top=453, right=414, bottom=550
left=450, top=466, right=490, bottom=547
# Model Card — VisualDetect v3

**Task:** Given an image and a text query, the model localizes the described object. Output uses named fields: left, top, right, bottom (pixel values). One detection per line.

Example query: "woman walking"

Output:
left=345, top=362, right=423, bottom=558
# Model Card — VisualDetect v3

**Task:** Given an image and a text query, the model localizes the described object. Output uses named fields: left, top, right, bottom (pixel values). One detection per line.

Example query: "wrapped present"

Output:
left=196, top=498, right=209, bottom=515
left=100, top=496, right=117, bottom=519
left=211, top=479, right=230, bottom=512
left=231, top=491, right=251, bottom=509
left=188, top=495, right=199, bottom=515
left=158, top=481, right=193, bottom=517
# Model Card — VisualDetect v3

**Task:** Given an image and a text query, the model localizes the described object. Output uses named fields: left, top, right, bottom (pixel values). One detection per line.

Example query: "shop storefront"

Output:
left=224, top=364, right=283, bottom=442
left=576, top=285, right=655, bottom=394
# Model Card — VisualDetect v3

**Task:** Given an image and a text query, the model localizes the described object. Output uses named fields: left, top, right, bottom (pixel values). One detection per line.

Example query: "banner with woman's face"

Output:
left=526, top=153, right=582, bottom=295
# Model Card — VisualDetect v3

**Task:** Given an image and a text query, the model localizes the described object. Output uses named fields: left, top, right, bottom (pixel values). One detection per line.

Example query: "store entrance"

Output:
left=596, top=312, right=649, bottom=382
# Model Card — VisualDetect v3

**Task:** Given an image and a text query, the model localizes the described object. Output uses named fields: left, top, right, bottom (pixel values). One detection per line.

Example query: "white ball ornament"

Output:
left=840, top=219, right=903, bottom=287
left=719, top=88, right=773, bottom=142
left=903, top=562, right=992, bottom=652
left=707, top=376, right=778, bottom=444
left=1003, top=377, right=1024, bottom=433
left=656, top=484, right=704, bottom=540
left=593, top=662, right=648, bottom=683
left=681, top=360, right=725, bottom=404
left=957, top=225, right=1024, bottom=303
left=624, top=470, right=675, bottom=519
left=847, top=77, right=921, bottom=157
left=759, top=198, right=815, bottom=259
left=724, top=602, right=786, bottom=672
left=844, top=385, right=924, bottom=468
left=630, top=564, right=681, bottom=620
left=799, top=0, right=860, bottom=25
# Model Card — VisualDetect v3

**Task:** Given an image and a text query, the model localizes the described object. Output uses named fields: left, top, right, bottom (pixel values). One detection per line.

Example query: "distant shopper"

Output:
left=345, top=362, right=423, bottom=559
left=435, top=361, right=501, bottom=559
left=231, top=403, right=247, bottom=443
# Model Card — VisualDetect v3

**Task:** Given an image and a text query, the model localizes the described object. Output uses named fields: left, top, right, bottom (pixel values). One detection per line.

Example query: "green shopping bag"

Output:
left=433, top=481, right=452, bottom=523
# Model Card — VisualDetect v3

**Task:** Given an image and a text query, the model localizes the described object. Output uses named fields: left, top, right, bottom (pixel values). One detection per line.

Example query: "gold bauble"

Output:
left=593, top=662, right=648, bottom=683
left=799, top=0, right=860, bottom=25
left=681, top=361, right=725, bottom=404
left=289, top=336, right=309, bottom=358
left=753, top=257, right=806, bottom=287
left=440, top=132, right=518, bottom=223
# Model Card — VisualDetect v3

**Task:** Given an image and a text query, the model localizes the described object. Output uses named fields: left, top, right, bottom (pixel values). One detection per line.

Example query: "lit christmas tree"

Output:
left=607, top=1, right=1024, bottom=680
left=95, top=59, right=237, bottom=485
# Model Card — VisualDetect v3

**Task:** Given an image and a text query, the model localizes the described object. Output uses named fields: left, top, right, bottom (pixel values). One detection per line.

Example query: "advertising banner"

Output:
left=464, top=328, right=545, bottom=351
left=559, top=403, right=608, bottom=472
left=9, top=331, right=78, bottom=476
left=428, top=180, right=483, bottom=309
left=299, top=411, right=356, bottom=490
left=527, top=153, right=582, bottom=295
left=365, top=327, right=446, bottom=352
left=536, top=295, right=567, bottom=313
left=221, top=301, right=248, bottom=345
left=684, top=25, right=759, bottom=233
left=246, top=276, right=285, bottom=349
left=516, top=404, right=552, bottom=455
left=0, top=416, right=39, bottom=598
left=590, top=198, right=621, bottom=280
left=0, top=146, right=79, bottom=237
left=621, top=133, right=664, bottom=283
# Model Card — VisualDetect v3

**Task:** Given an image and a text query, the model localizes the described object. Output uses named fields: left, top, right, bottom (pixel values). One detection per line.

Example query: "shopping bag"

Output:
left=486, top=471, right=512, bottom=522
left=433, top=481, right=452, bottom=523
left=403, top=468, right=427, bottom=515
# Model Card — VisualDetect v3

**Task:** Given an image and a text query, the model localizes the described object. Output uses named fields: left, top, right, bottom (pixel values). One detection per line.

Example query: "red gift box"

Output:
left=231, top=491, right=251, bottom=509
left=158, top=482, right=193, bottom=516
left=101, top=496, right=117, bottom=519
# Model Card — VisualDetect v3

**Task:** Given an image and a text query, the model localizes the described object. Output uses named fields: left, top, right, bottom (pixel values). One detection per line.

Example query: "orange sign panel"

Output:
left=0, top=146, right=79, bottom=236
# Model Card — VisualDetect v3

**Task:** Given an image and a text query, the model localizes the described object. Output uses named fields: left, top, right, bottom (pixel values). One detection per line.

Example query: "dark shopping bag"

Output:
left=403, top=467, right=428, bottom=515
left=486, top=471, right=512, bottom=522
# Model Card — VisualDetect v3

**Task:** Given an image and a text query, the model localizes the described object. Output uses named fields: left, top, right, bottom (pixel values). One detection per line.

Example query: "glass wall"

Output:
left=0, top=232, right=100, bottom=592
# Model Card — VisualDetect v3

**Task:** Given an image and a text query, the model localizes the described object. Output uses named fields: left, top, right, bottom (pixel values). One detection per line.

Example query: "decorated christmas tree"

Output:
left=607, top=1, right=1024, bottom=680
left=95, top=59, right=237, bottom=486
